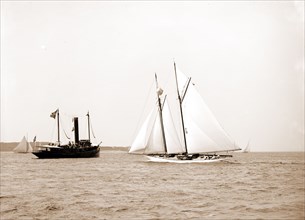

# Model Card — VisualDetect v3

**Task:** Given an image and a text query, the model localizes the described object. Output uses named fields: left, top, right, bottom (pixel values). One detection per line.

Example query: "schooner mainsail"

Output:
left=129, top=63, right=240, bottom=162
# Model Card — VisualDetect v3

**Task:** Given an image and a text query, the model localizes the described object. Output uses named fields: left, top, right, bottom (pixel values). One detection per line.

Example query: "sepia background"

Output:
left=1, top=1, right=304, bottom=151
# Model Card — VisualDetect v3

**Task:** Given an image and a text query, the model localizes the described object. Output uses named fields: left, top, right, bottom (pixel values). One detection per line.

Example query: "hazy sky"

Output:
left=1, top=1, right=304, bottom=151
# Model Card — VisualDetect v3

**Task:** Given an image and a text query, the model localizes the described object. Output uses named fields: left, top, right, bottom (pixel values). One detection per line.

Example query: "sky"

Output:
left=1, top=1, right=304, bottom=152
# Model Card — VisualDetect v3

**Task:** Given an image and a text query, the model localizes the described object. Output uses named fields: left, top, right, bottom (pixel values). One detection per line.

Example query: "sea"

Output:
left=1, top=150, right=304, bottom=220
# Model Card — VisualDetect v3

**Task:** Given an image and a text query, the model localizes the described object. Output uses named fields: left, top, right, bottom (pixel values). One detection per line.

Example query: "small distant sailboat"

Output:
left=241, top=139, right=251, bottom=153
left=13, top=136, right=33, bottom=153
left=129, top=62, right=241, bottom=163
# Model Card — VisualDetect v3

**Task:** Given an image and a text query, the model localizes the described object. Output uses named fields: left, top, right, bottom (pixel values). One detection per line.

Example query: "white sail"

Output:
left=28, top=142, right=33, bottom=153
left=144, top=112, right=166, bottom=154
left=13, top=136, right=33, bottom=153
left=162, top=100, right=185, bottom=154
left=130, top=65, right=240, bottom=157
left=129, top=110, right=155, bottom=154
left=176, top=68, right=240, bottom=153
left=241, top=139, right=251, bottom=153
left=130, top=88, right=184, bottom=155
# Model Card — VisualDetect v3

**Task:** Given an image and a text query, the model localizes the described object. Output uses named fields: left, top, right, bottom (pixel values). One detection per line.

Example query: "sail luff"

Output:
left=155, top=73, right=167, bottom=154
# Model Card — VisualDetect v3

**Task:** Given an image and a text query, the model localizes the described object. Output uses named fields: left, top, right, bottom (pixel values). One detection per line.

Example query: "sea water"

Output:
left=0, top=150, right=304, bottom=219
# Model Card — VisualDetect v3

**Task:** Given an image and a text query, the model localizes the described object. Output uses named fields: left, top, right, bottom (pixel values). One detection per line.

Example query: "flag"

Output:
left=157, top=87, right=163, bottom=96
left=50, top=109, right=58, bottom=119
left=33, top=136, right=36, bottom=142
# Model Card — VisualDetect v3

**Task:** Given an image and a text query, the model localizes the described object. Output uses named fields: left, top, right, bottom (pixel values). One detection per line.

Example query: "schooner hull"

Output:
left=146, top=156, right=224, bottom=163
left=32, top=146, right=100, bottom=159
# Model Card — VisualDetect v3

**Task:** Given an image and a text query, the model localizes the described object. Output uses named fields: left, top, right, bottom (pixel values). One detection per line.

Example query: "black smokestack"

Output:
left=74, top=117, right=79, bottom=144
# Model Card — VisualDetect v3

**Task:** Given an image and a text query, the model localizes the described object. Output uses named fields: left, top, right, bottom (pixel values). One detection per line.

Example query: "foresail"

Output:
left=129, top=110, right=154, bottom=154
left=130, top=98, right=183, bottom=155
left=162, top=100, right=185, bottom=154
left=144, top=111, right=166, bottom=154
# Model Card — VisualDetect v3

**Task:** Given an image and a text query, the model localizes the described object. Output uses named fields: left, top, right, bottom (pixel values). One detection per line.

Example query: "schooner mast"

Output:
left=155, top=73, right=167, bottom=154
left=174, top=62, right=189, bottom=155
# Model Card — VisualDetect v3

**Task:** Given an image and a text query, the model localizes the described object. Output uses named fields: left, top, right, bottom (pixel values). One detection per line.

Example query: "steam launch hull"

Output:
left=32, top=145, right=100, bottom=159
left=33, top=113, right=101, bottom=159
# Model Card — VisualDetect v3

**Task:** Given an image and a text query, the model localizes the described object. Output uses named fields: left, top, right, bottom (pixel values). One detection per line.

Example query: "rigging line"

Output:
left=50, top=119, right=56, bottom=143
left=163, top=68, right=177, bottom=97
left=161, top=95, right=167, bottom=111
left=63, top=128, right=71, bottom=140
left=164, top=72, right=171, bottom=87
left=61, top=111, right=88, bottom=119
left=130, top=77, right=155, bottom=144
left=181, top=77, right=192, bottom=102
left=89, top=117, right=96, bottom=139
left=59, top=117, right=70, bottom=140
